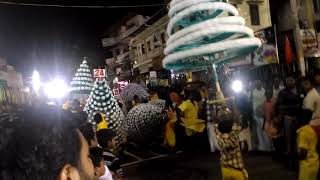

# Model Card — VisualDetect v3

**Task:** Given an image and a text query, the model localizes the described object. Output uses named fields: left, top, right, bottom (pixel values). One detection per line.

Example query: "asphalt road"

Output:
left=123, top=152, right=297, bottom=180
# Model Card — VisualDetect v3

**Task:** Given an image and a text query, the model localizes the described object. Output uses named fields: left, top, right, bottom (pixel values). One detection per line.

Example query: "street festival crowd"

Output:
left=4, top=70, right=320, bottom=180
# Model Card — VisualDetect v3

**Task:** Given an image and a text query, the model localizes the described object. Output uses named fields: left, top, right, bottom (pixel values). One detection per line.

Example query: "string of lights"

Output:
left=0, top=1, right=166, bottom=8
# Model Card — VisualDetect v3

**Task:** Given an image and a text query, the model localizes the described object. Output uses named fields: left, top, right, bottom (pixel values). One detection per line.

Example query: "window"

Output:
left=249, top=4, right=260, bottom=25
left=147, top=41, right=151, bottom=52
left=115, top=49, right=121, bottom=55
left=141, top=44, right=146, bottom=54
left=161, top=33, right=166, bottom=44
left=314, top=0, right=319, bottom=13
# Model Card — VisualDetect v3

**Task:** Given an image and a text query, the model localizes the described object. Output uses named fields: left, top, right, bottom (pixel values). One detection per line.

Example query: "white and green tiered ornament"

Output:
left=126, top=104, right=166, bottom=144
left=70, top=58, right=94, bottom=96
left=163, top=0, right=261, bottom=74
left=84, top=79, right=126, bottom=147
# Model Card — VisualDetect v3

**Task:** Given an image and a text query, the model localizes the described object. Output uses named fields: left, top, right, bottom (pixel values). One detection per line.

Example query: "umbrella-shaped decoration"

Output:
left=126, top=104, right=166, bottom=144
left=120, top=83, right=149, bottom=110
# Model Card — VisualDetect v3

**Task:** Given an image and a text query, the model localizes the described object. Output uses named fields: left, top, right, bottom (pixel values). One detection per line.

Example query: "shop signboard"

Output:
left=149, top=71, right=157, bottom=78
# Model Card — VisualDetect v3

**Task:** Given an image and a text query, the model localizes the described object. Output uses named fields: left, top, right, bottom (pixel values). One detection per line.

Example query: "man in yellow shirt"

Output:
left=297, top=109, right=319, bottom=180
left=178, top=96, right=205, bottom=136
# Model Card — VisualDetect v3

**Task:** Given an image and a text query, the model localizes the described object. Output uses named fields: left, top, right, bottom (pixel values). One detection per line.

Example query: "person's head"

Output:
left=200, top=82, right=207, bottom=91
left=255, top=80, right=262, bottom=90
left=79, top=122, right=98, bottom=148
left=273, top=76, right=281, bottom=88
left=93, top=113, right=103, bottom=125
left=265, top=89, right=273, bottom=100
left=218, top=114, right=234, bottom=134
left=72, top=99, right=81, bottom=109
left=0, top=105, right=95, bottom=180
left=298, top=109, right=313, bottom=126
left=285, top=76, right=296, bottom=89
left=302, top=76, right=314, bottom=93
left=133, top=95, right=139, bottom=102
left=314, top=70, right=320, bottom=86
left=89, top=147, right=106, bottom=179
left=96, top=129, right=117, bottom=150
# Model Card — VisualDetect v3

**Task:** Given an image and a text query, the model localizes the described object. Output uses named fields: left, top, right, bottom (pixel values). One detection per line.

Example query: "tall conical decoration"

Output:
left=70, top=58, right=94, bottom=97
left=84, top=79, right=126, bottom=147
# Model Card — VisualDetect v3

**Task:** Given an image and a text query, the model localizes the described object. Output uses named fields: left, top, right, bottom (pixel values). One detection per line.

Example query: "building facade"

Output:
left=130, top=15, right=169, bottom=86
left=0, top=57, right=29, bottom=105
left=231, top=0, right=272, bottom=31
left=102, top=15, right=148, bottom=83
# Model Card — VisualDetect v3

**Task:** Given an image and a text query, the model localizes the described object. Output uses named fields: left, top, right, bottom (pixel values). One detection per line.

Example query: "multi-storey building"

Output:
left=130, top=15, right=169, bottom=85
left=231, top=0, right=272, bottom=31
left=102, top=15, right=148, bottom=83
left=0, top=57, right=29, bottom=105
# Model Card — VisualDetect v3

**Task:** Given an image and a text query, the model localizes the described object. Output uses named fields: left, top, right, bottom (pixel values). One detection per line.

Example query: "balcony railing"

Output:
left=116, top=51, right=130, bottom=63
left=147, top=47, right=164, bottom=59
left=101, top=37, right=121, bottom=47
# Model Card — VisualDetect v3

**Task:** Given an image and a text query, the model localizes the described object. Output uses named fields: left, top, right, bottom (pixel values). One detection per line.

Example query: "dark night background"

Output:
left=0, top=0, right=164, bottom=82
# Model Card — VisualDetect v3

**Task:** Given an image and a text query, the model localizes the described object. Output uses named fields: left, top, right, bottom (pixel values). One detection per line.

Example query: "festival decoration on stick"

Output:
left=163, top=0, right=262, bottom=98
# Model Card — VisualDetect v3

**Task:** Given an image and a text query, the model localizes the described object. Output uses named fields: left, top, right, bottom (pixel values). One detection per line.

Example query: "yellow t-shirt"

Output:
left=297, top=125, right=319, bottom=180
left=178, top=100, right=205, bottom=135
left=97, top=113, right=108, bottom=131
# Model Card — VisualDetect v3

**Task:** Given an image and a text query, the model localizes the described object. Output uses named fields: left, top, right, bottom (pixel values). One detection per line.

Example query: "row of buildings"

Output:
left=0, top=57, right=29, bottom=105
left=101, top=0, right=320, bottom=86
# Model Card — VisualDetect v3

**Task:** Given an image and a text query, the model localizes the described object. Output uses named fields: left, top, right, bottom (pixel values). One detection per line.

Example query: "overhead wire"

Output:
left=0, top=1, right=166, bottom=8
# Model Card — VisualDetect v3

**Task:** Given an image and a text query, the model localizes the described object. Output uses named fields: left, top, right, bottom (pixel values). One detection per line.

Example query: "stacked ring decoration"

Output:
left=163, top=0, right=262, bottom=72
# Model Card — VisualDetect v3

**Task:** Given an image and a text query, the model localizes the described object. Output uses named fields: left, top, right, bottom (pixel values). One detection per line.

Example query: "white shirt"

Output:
left=99, top=165, right=113, bottom=180
left=252, top=88, right=266, bottom=113
left=303, top=88, right=320, bottom=117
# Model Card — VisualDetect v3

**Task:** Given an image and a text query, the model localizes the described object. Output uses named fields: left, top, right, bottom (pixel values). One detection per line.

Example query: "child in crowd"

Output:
left=97, top=129, right=123, bottom=180
left=89, top=147, right=108, bottom=180
left=215, top=115, right=248, bottom=180
left=297, top=109, right=319, bottom=180
left=132, top=95, right=140, bottom=107
left=94, top=112, right=108, bottom=131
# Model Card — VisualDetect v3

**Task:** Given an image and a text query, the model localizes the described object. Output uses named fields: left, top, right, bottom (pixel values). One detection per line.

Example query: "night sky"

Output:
left=0, top=1, right=164, bottom=82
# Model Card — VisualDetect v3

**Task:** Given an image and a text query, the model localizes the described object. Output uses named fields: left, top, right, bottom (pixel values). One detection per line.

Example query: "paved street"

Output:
left=123, top=152, right=297, bottom=180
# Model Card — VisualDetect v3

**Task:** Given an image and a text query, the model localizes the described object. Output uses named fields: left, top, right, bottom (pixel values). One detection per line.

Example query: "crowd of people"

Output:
left=3, top=71, right=320, bottom=180
left=242, top=72, right=320, bottom=180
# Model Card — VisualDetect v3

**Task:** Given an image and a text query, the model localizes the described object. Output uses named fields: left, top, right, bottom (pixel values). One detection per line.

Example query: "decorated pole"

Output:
left=163, top=0, right=262, bottom=152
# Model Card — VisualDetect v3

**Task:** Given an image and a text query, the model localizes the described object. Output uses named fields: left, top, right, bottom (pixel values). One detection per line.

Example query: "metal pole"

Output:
left=290, top=0, right=306, bottom=76
left=273, top=24, right=280, bottom=64
left=212, top=64, right=224, bottom=99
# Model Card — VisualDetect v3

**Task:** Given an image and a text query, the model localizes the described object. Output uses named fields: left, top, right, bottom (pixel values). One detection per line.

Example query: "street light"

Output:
left=231, top=80, right=243, bottom=93
left=43, top=78, right=69, bottom=99
left=32, top=70, right=41, bottom=92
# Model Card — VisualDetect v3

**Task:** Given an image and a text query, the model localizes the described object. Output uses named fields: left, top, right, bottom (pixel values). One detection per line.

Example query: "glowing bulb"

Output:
left=231, top=80, right=243, bottom=93
left=32, top=70, right=41, bottom=92
left=44, top=79, right=69, bottom=99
